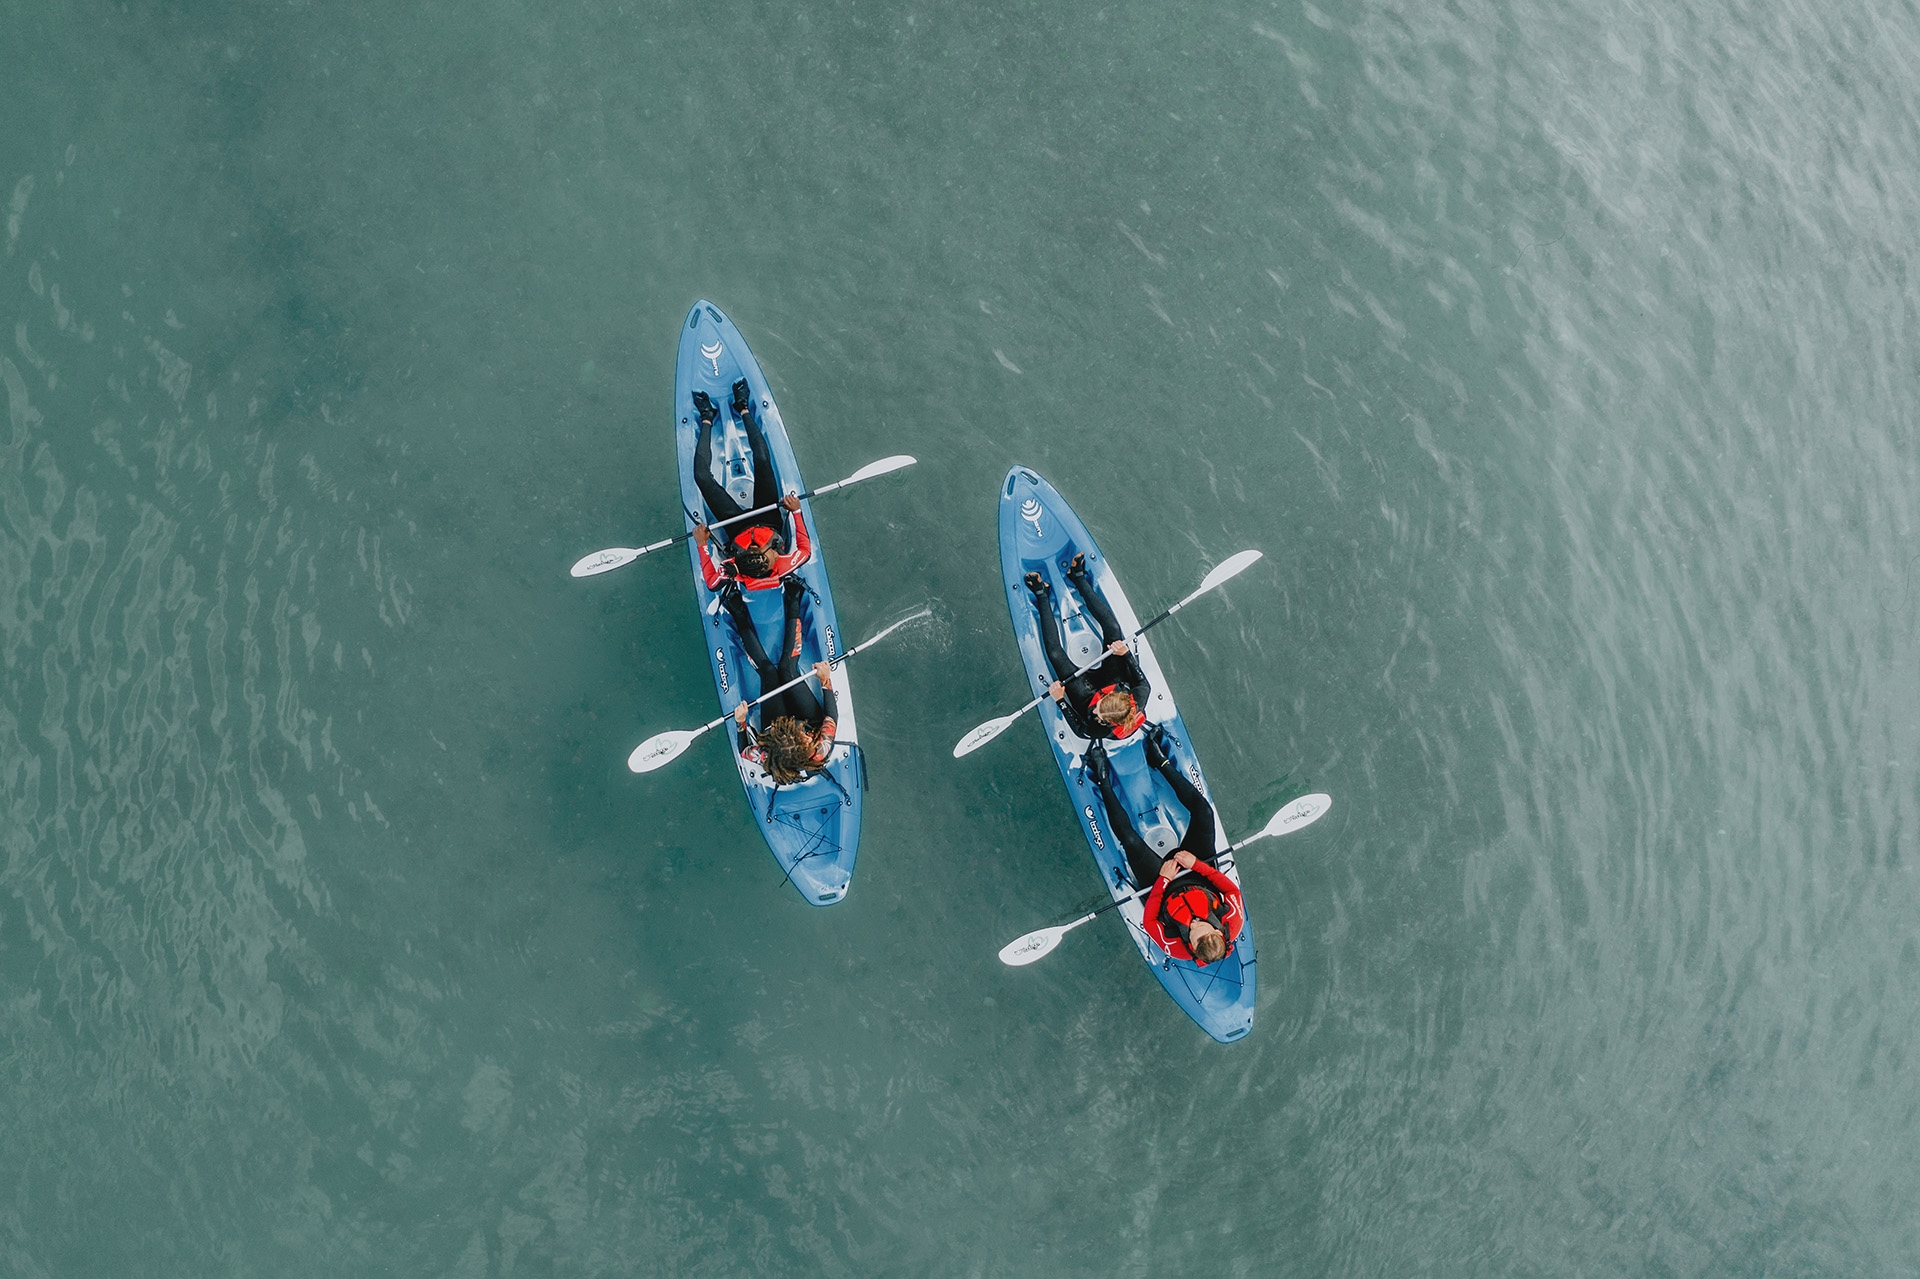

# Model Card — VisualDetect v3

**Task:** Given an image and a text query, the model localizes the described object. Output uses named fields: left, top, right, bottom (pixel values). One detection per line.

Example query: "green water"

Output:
left=5, top=0, right=1919, bottom=1273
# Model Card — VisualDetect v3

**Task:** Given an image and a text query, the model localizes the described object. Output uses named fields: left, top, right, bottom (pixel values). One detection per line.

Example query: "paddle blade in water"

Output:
left=953, top=713, right=1018, bottom=758
left=1273, top=792, right=1331, bottom=835
left=1231, top=792, right=1332, bottom=851
left=628, top=729, right=696, bottom=773
left=571, top=547, right=639, bottom=578
left=998, top=926, right=1067, bottom=966
left=1198, top=548, right=1263, bottom=594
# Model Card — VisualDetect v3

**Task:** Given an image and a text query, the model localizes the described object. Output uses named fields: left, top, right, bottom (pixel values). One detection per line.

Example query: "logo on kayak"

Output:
left=700, top=342, right=723, bottom=376
left=715, top=647, right=730, bottom=692
left=1019, top=498, right=1045, bottom=538
left=1082, top=804, right=1107, bottom=850
left=825, top=624, right=837, bottom=660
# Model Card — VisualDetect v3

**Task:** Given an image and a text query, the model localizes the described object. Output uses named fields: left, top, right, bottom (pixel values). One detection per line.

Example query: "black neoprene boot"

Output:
left=691, top=390, right=718, bottom=426
left=1085, top=739, right=1110, bottom=787
left=731, top=379, right=752, bottom=417
left=1143, top=726, right=1169, bottom=771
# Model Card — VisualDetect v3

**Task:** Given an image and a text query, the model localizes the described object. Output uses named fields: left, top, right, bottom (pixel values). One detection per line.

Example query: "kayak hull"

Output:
left=674, top=301, right=863, bottom=905
left=996, top=466, right=1256, bottom=1042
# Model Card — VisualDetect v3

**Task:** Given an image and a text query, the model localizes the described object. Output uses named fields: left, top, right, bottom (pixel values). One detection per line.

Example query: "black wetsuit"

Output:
left=695, top=395, right=788, bottom=547
left=1091, top=747, right=1218, bottom=890
left=1035, top=561, right=1150, bottom=740
left=723, top=583, right=835, bottom=738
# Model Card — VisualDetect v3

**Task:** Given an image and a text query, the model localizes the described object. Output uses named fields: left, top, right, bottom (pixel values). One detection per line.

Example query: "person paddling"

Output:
left=1026, top=553, right=1151, bottom=742
left=724, top=577, right=838, bottom=782
left=692, top=380, right=812, bottom=589
left=1087, top=727, right=1243, bottom=965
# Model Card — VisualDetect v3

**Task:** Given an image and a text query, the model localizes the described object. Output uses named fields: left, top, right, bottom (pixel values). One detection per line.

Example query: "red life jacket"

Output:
left=1157, top=875, right=1232, bottom=962
left=1087, top=683, right=1146, bottom=739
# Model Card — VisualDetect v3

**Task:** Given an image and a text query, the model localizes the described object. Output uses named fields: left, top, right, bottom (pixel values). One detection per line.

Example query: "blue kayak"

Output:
left=997, top=466, right=1256, bottom=1042
left=674, top=300, right=863, bottom=905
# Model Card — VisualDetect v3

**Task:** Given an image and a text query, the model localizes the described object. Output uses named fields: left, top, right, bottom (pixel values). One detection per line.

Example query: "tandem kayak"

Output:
left=997, top=466, right=1256, bottom=1042
left=674, top=300, right=864, bottom=905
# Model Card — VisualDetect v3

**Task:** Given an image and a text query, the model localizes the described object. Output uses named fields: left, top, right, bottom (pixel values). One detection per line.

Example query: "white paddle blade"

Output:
left=1233, top=793, right=1332, bottom=850
left=998, top=926, right=1068, bottom=966
left=1272, top=792, right=1332, bottom=834
left=844, top=454, right=916, bottom=485
left=953, top=712, right=1019, bottom=759
left=1198, top=548, right=1263, bottom=594
left=627, top=729, right=697, bottom=773
left=571, top=547, right=640, bottom=578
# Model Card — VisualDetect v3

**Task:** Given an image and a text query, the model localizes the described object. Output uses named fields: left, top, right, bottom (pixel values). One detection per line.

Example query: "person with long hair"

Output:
left=724, top=576, right=838, bottom=784
left=691, top=379, right=811, bottom=589
left=1086, top=727, right=1243, bottom=966
left=1026, top=552, right=1151, bottom=742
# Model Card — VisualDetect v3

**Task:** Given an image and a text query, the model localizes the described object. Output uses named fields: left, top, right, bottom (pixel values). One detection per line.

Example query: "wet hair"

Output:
left=1192, top=929, right=1228, bottom=965
left=735, top=542, right=776, bottom=576
left=1095, top=688, right=1135, bottom=725
left=760, top=716, right=818, bottom=784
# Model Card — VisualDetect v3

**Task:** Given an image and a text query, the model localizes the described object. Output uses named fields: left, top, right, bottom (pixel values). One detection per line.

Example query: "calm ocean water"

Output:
left=4, top=0, right=1919, bottom=1273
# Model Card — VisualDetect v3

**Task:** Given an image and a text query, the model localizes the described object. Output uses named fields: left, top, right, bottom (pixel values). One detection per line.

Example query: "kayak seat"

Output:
left=723, top=426, right=755, bottom=507
left=1135, top=804, right=1181, bottom=855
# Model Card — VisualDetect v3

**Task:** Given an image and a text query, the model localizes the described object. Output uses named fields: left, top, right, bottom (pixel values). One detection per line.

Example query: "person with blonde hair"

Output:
left=1026, top=552, right=1151, bottom=742
left=1086, top=727, right=1243, bottom=966
left=724, top=576, right=838, bottom=784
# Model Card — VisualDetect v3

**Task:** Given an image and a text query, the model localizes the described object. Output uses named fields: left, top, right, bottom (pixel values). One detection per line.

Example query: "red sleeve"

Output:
left=1139, top=877, right=1172, bottom=950
left=698, top=540, right=725, bottom=589
left=770, top=510, right=811, bottom=576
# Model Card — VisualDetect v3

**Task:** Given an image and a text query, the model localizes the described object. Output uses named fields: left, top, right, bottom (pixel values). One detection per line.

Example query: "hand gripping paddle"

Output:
left=953, top=549, right=1263, bottom=759
left=626, top=607, right=932, bottom=773
left=570, top=455, right=917, bottom=578
left=996, top=792, right=1332, bottom=966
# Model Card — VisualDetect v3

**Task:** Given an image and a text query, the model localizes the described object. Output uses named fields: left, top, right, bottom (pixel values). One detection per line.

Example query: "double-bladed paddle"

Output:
left=570, top=454, right=917, bottom=578
left=952, top=548, right=1263, bottom=759
left=626, top=607, right=932, bottom=773
left=995, top=792, right=1332, bottom=966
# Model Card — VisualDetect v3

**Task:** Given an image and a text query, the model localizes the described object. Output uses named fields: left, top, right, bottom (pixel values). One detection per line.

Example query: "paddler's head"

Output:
left=1186, top=918, right=1228, bottom=965
left=732, top=523, right=782, bottom=577
left=761, top=716, right=818, bottom=785
left=1094, top=688, right=1137, bottom=727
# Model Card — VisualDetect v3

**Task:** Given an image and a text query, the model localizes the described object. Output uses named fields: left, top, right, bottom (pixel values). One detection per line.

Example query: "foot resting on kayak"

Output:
left=725, top=576, right=838, bottom=783
left=692, top=384, right=811, bottom=589
left=1086, top=733, right=1243, bottom=966
left=1028, top=559, right=1151, bottom=741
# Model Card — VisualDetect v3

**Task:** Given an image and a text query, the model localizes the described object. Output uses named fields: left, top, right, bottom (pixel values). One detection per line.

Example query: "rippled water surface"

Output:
left=5, top=0, right=1919, bottom=1273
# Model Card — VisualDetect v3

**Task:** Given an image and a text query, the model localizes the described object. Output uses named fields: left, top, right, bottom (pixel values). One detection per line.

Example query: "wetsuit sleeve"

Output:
left=699, top=540, right=727, bottom=589
left=769, top=510, right=811, bottom=577
left=809, top=681, right=838, bottom=760
left=737, top=723, right=765, bottom=765
left=1122, top=652, right=1151, bottom=709
left=1057, top=694, right=1101, bottom=741
left=1140, top=877, right=1173, bottom=951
